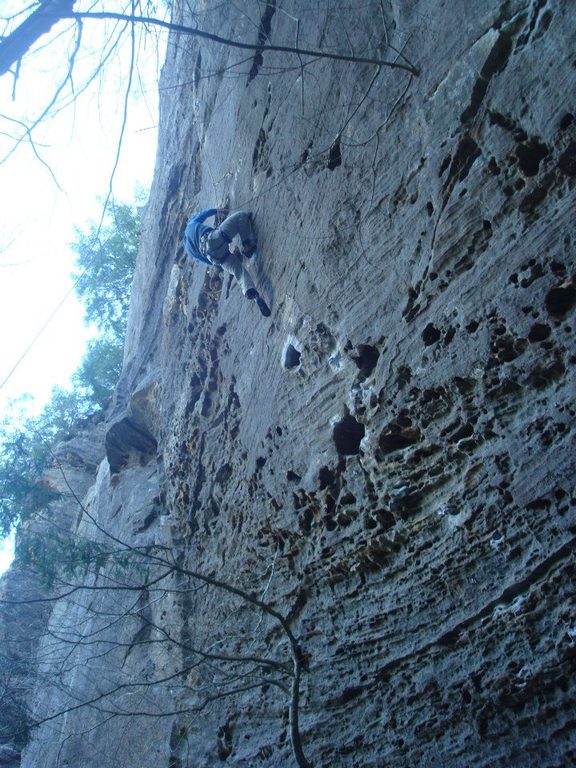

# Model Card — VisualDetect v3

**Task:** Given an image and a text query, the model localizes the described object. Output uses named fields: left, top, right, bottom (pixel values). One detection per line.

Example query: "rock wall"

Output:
left=4, top=1, right=576, bottom=766
left=0, top=421, right=105, bottom=758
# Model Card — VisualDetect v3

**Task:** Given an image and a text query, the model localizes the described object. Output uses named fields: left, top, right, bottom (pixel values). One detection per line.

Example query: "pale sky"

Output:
left=0, top=3, right=167, bottom=574
left=0, top=532, right=15, bottom=574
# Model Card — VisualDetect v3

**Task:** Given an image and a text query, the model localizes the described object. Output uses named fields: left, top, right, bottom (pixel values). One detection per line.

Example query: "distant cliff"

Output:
left=2, top=1, right=575, bottom=766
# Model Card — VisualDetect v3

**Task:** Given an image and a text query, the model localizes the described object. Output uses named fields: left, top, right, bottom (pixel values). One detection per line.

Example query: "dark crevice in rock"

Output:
left=215, top=462, right=232, bottom=487
left=525, top=355, right=566, bottom=388
left=439, top=154, right=451, bottom=176
left=327, top=135, right=342, bottom=170
left=489, top=110, right=516, bottom=132
left=378, top=420, right=421, bottom=455
left=378, top=431, right=418, bottom=454
left=516, top=139, right=550, bottom=176
left=252, top=82, right=272, bottom=174
left=161, top=163, right=185, bottom=223
left=402, top=284, right=421, bottom=323
left=247, top=0, right=277, bottom=83
left=461, top=31, right=514, bottom=124
left=447, top=421, right=475, bottom=443
left=193, top=51, right=202, bottom=89
left=519, top=172, right=555, bottom=215
left=327, top=683, right=366, bottom=708
left=252, top=127, right=267, bottom=173
left=352, top=344, right=380, bottom=377
left=216, top=721, right=233, bottom=761
left=516, top=0, right=549, bottom=49
left=189, top=433, right=206, bottom=532
left=442, top=134, right=481, bottom=200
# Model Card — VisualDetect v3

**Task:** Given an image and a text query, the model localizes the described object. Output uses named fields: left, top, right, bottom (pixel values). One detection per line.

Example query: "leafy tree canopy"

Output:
left=72, top=199, right=142, bottom=342
left=0, top=195, right=143, bottom=537
left=72, top=336, right=124, bottom=411
left=0, top=389, right=88, bottom=537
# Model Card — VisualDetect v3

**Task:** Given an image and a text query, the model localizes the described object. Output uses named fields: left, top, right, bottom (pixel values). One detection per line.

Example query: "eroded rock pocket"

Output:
left=333, top=414, right=365, bottom=455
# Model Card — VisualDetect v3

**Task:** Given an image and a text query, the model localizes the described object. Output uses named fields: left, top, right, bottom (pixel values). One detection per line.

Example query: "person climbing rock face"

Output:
left=182, top=208, right=271, bottom=317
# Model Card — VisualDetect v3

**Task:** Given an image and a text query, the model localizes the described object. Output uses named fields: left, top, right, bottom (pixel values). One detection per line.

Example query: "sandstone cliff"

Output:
left=2, top=1, right=576, bottom=766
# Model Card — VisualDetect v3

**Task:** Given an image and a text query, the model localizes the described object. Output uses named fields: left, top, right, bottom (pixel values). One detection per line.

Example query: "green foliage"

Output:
left=1, top=411, right=54, bottom=538
left=0, top=429, right=57, bottom=536
left=18, top=525, right=148, bottom=591
left=0, top=388, right=93, bottom=536
left=72, top=336, right=124, bottom=411
left=19, top=530, right=112, bottom=589
left=71, top=200, right=141, bottom=342
left=68, top=197, right=142, bottom=410
left=0, top=195, right=143, bottom=538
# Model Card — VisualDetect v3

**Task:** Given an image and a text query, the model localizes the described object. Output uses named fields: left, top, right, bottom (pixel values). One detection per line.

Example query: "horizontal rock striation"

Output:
left=3, top=1, right=575, bottom=766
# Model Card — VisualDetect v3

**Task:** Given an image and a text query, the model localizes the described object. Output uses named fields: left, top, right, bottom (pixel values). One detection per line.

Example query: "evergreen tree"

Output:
left=72, top=336, right=124, bottom=410
left=0, top=196, right=142, bottom=536
left=72, top=201, right=141, bottom=342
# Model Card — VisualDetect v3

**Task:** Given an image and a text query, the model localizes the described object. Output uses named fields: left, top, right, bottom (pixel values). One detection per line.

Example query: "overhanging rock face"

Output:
left=105, top=376, right=160, bottom=473
left=7, top=1, right=576, bottom=766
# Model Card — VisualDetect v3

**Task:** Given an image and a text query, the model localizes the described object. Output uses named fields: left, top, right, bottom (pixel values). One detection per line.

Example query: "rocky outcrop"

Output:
left=0, top=420, right=106, bottom=757
left=2, top=1, right=575, bottom=766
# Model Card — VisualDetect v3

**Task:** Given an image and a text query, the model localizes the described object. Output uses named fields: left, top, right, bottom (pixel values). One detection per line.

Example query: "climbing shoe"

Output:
left=245, top=288, right=258, bottom=300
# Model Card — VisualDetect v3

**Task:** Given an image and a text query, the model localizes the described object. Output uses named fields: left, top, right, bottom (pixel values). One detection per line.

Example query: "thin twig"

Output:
left=0, top=16, right=83, bottom=180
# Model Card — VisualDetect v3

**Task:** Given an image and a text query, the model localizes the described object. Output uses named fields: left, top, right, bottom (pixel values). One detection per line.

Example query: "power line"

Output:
left=0, top=278, right=80, bottom=392
left=0, top=8, right=152, bottom=395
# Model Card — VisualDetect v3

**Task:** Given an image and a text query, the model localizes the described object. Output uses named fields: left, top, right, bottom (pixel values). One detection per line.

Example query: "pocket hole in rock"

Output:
left=333, top=414, right=365, bottom=455
left=528, top=323, right=551, bottom=342
left=352, top=344, right=380, bottom=377
left=545, top=281, right=576, bottom=318
left=422, top=323, right=441, bottom=345
left=282, top=337, right=302, bottom=370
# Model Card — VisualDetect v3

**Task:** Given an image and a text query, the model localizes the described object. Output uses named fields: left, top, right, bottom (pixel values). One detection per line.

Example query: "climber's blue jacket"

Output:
left=183, top=208, right=218, bottom=265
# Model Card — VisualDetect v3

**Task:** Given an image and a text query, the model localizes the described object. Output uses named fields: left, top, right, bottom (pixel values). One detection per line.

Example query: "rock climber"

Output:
left=182, top=208, right=271, bottom=317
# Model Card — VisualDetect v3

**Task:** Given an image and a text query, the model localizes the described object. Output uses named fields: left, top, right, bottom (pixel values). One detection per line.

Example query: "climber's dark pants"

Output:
left=205, top=211, right=256, bottom=296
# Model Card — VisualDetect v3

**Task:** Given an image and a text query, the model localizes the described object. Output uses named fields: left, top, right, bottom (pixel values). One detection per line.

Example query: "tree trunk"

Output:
left=0, top=0, right=76, bottom=77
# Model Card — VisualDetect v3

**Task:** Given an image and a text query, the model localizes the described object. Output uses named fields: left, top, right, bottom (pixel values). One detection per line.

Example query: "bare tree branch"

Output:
left=62, top=10, right=420, bottom=75
left=0, top=16, right=83, bottom=181
left=0, top=0, right=75, bottom=76
left=0, top=112, right=61, bottom=186
left=2, top=445, right=314, bottom=767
